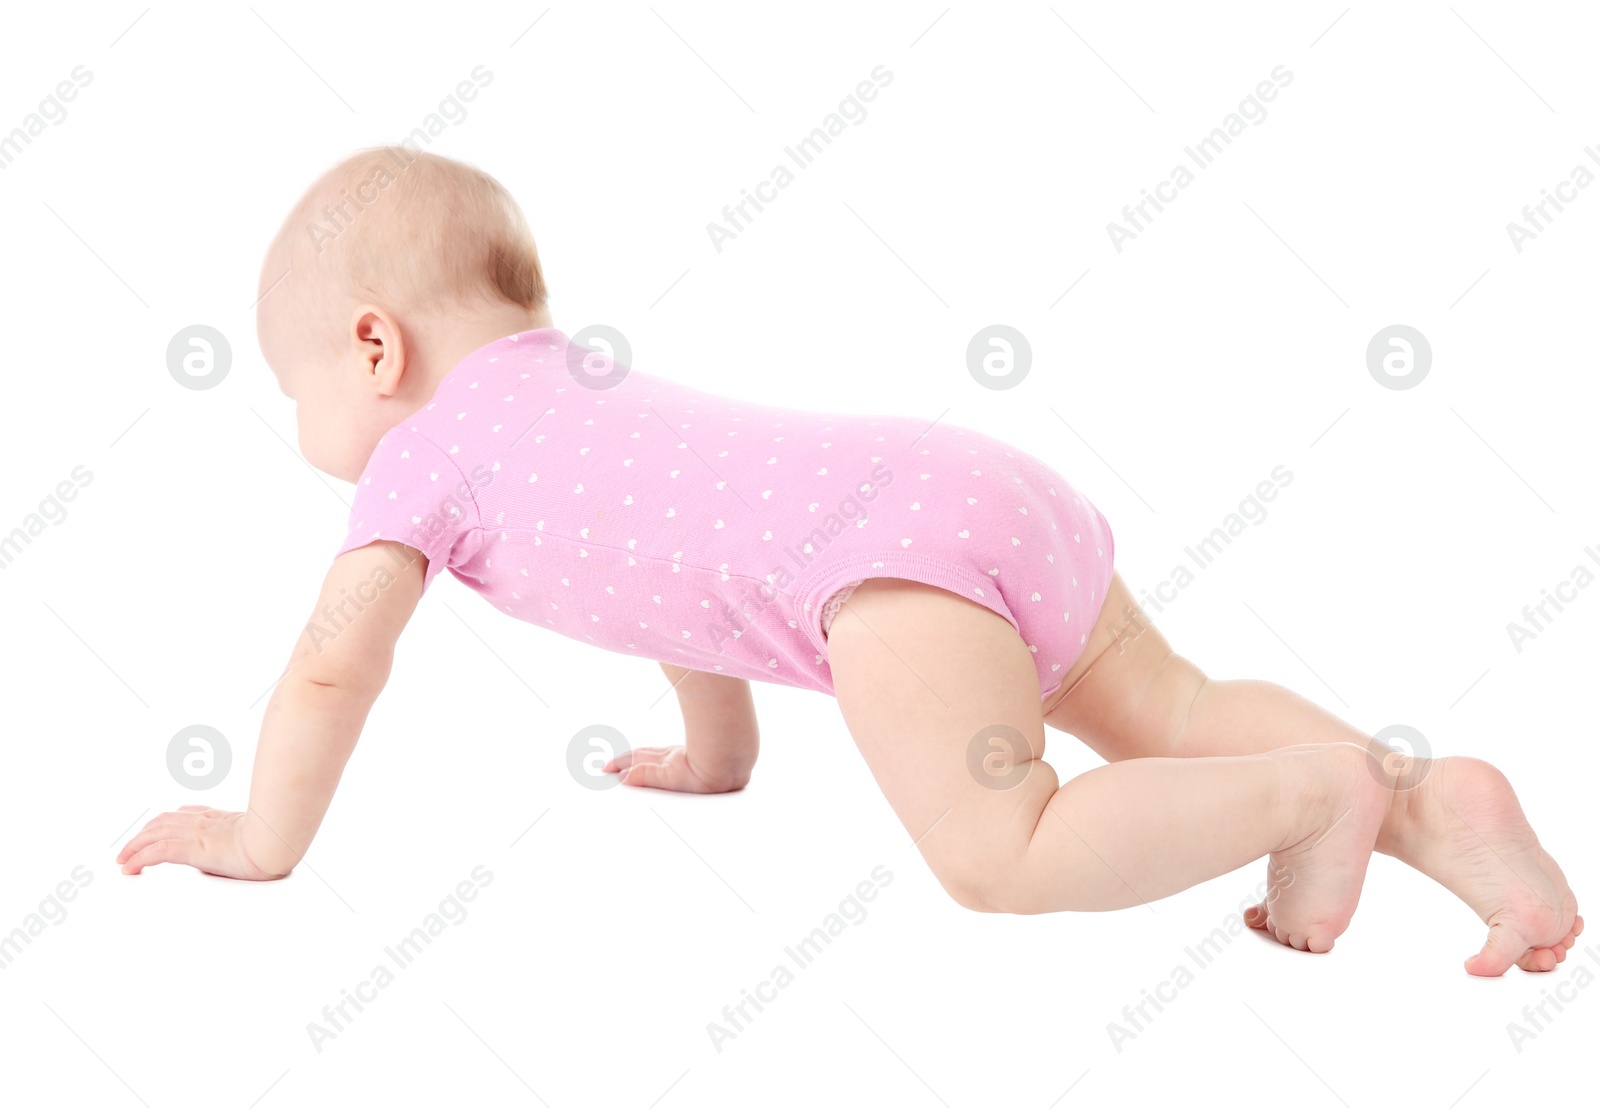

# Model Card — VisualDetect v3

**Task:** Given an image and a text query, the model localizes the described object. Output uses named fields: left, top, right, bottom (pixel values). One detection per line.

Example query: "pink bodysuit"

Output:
left=337, top=329, right=1115, bottom=703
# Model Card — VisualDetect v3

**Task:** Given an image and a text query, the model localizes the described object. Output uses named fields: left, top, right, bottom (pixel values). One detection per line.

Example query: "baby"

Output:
left=118, top=148, right=1581, bottom=975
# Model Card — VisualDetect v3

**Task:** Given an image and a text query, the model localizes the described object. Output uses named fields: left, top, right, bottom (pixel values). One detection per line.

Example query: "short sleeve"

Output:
left=336, top=427, right=484, bottom=593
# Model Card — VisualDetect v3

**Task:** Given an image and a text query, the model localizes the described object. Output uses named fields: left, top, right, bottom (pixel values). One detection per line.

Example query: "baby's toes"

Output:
left=1516, top=946, right=1558, bottom=973
left=1507, top=911, right=1582, bottom=972
left=1304, top=930, right=1336, bottom=954
left=1244, top=904, right=1268, bottom=930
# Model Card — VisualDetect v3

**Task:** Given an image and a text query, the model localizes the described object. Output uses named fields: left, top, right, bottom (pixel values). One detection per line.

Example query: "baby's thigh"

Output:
left=825, top=579, right=1058, bottom=908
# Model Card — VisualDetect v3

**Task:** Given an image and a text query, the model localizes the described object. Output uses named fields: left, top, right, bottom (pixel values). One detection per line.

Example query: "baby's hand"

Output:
left=116, top=807, right=284, bottom=880
left=603, top=746, right=750, bottom=794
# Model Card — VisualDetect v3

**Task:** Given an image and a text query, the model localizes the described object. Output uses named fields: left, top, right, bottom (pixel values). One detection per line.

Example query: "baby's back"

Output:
left=342, top=329, right=1113, bottom=697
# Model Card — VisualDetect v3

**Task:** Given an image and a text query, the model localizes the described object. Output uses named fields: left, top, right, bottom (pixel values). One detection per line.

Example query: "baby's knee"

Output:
left=939, top=875, right=1057, bottom=916
left=931, top=852, right=1053, bottom=915
left=938, top=873, right=1019, bottom=914
left=917, top=763, right=1066, bottom=914
left=942, top=878, right=1002, bottom=913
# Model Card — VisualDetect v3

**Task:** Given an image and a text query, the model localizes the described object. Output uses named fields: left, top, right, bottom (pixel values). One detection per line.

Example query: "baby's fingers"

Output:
left=603, top=748, right=672, bottom=774
left=618, top=762, right=674, bottom=789
left=117, top=817, right=191, bottom=864
left=120, top=836, right=198, bottom=875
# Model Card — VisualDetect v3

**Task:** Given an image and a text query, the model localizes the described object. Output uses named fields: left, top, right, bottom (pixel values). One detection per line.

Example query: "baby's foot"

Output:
left=1384, top=756, right=1582, bottom=976
left=1244, top=743, right=1390, bottom=953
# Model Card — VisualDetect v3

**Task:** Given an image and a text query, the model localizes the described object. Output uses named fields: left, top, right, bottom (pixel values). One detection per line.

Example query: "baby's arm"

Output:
left=604, top=664, right=759, bottom=793
left=118, top=542, right=424, bottom=878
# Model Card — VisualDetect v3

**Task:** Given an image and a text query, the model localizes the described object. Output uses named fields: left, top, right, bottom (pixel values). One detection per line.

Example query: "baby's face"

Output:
left=255, top=254, right=405, bottom=485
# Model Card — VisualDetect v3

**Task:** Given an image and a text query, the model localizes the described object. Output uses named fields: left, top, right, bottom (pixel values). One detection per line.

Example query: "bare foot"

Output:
left=1382, top=756, right=1582, bottom=976
left=1244, top=743, right=1391, bottom=953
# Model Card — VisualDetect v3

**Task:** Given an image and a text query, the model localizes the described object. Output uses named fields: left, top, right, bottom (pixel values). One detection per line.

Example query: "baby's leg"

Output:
left=1047, top=573, right=1582, bottom=975
left=826, top=579, right=1389, bottom=951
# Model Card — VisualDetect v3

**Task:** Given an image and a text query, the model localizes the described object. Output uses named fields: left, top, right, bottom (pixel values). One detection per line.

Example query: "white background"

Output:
left=1, top=2, right=1595, bottom=1113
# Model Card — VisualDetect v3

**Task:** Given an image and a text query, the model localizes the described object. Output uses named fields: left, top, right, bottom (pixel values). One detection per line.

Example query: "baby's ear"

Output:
left=351, top=304, right=407, bottom=396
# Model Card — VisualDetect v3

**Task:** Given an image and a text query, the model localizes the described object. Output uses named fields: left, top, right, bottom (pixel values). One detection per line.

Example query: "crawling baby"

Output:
left=119, top=148, right=1582, bottom=975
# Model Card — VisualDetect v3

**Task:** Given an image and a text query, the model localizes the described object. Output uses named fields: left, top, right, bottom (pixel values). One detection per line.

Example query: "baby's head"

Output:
left=257, top=147, right=550, bottom=481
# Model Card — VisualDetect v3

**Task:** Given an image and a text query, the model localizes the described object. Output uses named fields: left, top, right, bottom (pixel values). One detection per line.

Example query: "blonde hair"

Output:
left=267, top=147, right=546, bottom=343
